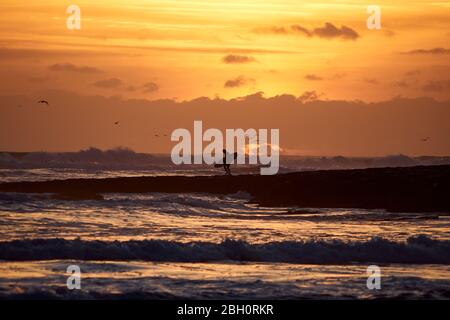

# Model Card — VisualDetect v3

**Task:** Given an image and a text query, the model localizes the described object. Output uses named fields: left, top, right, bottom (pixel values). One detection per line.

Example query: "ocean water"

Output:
left=0, top=154, right=449, bottom=299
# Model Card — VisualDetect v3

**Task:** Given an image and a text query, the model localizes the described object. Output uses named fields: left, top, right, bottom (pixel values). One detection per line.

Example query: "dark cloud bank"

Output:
left=1, top=90, right=449, bottom=156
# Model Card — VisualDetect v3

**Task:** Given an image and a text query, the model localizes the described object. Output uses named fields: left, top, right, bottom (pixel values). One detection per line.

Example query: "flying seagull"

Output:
left=37, top=100, right=49, bottom=106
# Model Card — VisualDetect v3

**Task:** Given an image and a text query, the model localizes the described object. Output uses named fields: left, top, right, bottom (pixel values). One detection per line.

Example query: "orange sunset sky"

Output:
left=0, top=0, right=449, bottom=155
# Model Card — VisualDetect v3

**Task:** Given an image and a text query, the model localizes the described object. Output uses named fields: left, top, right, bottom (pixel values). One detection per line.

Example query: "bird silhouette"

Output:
left=422, top=137, right=431, bottom=142
left=114, top=121, right=119, bottom=125
left=37, top=100, right=49, bottom=106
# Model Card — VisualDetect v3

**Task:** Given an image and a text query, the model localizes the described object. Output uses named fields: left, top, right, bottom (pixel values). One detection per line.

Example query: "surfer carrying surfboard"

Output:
left=219, top=149, right=237, bottom=175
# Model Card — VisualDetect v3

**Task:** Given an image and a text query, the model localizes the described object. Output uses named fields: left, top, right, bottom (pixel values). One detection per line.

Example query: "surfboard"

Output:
left=213, top=152, right=238, bottom=167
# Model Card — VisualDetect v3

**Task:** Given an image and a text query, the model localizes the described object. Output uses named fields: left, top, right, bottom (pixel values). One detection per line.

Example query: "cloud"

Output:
left=331, top=73, right=347, bottom=80
left=224, top=76, right=254, bottom=88
left=222, top=54, right=256, bottom=64
left=298, top=90, right=323, bottom=103
left=0, top=47, right=104, bottom=60
left=48, top=63, right=102, bottom=73
left=401, top=48, right=450, bottom=55
left=364, top=78, right=379, bottom=85
left=3, top=91, right=449, bottom=156
left=92, top=78, right=122, bottom=88
left=0, top=43, right=294, bottom=64
left=266, top=26, right=288, bottom=34
left=422, top=80, right=450, bottom=92
left=305, top=74, right=323, bottom=81
left=257, top=23, right=360, bottom=40
left=291, top=25, right=312, bottom=37
left=311, top=23, right=359, bottom=40
left=253, top=26, right=287, bottom=34
left=142, top=82, right=159, bottom=93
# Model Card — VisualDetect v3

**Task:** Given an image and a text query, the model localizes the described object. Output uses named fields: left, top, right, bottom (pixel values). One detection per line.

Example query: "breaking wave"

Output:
left=1, top=235, right=448, bottom=264
left=0, top=147, right=169, bottom=170
left=2, top=148, right=450, bottom=171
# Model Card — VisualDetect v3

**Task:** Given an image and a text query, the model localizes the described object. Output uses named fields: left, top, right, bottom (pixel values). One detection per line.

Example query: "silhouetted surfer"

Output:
left=222, top=149, right=237, bottom=175
left=222, top=149, right=231, bottom=175
left=213, top=149, right=237, bottom=175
